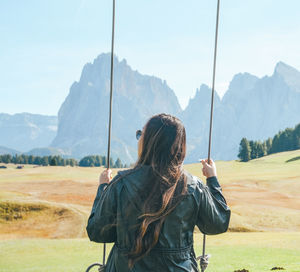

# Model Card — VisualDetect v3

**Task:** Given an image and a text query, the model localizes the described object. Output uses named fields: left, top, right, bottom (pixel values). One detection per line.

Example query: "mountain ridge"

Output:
left=0, top=112, right=57, bottom=152
left=0, top=55, right=299, bottom=163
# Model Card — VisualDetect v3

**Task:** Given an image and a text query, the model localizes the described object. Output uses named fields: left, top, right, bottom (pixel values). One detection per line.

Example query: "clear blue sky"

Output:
left=1, top=0, right=300, bottom=115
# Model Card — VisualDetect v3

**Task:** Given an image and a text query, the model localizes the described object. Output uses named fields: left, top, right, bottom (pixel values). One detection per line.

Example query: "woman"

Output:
left=86, top=113, right=230, bottom=272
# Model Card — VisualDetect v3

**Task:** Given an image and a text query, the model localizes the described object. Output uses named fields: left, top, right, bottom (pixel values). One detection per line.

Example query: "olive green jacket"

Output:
left=86, top=164, right=230, bottom=272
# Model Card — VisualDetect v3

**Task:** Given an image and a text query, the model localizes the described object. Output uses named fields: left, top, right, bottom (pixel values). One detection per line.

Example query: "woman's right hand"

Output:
left=201, top=159, right=217, bottom=178
left=99, top=169, right=112, bottom=185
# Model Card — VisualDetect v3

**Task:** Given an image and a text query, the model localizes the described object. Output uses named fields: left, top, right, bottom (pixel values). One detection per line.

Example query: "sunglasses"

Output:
left=136, top=129, right=142, bottom=140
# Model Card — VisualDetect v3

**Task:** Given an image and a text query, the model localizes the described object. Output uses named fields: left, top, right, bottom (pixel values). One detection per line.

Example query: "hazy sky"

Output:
left=1, top=0, right=300, bottom=115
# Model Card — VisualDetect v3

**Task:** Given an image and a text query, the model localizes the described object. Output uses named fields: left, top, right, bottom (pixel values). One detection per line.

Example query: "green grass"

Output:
left=0, top=164, right=120, bottom=184
left=184, top=149, right=300, bottom=185
left=0, top=232, right=299, bottom=272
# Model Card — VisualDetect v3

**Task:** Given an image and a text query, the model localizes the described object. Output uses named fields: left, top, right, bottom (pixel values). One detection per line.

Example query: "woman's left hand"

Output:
left=201, top=159, right=217, bottom=178
left=99, top=169, right=113, bottom=185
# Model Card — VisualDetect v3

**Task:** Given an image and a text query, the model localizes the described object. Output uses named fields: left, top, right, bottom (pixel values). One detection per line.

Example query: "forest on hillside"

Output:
left=238, top=123, right=300, bottom=162
left=0, top=154, right=126, bottom=168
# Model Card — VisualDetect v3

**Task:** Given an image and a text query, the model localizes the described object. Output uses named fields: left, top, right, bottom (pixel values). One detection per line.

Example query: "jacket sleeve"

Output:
left=86, top=175, right=120, bottom=243
left=195, top=176, right=231, bottom=235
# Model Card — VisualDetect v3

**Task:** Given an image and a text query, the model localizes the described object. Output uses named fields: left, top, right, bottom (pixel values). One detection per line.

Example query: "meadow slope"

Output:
left=0, top=150, right=299, bottom=271
left=1, top=149, right=299, bottom=238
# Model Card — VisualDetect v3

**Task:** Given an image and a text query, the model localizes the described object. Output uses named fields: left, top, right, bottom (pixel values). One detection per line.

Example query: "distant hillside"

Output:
left=25, top=147, right=67, bottom=157
left=0, top=113, right=57, bottom=152
left=0, top=146, right=21, bottom=156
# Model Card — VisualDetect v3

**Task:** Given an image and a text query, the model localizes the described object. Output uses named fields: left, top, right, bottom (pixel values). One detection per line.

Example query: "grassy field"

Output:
left=0, top=150, right=299, bottom=271
left=0, top=233, right=299, bottom=272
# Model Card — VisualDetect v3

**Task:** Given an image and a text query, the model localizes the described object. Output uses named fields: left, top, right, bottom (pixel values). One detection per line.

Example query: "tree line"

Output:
left=238, top=123, right=300, bottom=162
left=0, top=154, right=78, bottom=166
left=78, top=155, right=128, bottom=168
left=0, top=154, right=127, bottom=168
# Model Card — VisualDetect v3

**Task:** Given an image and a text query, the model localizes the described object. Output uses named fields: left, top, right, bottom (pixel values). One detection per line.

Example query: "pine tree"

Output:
left=114, top=158, right=122, bottom=168
left=41, top=156, right=49, bottom=166
left=14, top=154, right=21, bottom=164
left=62, top=159, right=66, bottom=166
left=238, top=138, right=251, bottom=162
left=292, top=123, right=300, bottom=149
left=265, top=138, right=272, bottom=154
left=279, top=128, right=294, bottom=151
left=257, top=141, right=266, bottom=158
left=270, top=133, right=280, bottom=154
left=28, top=155, right=35, bottom=164
left=50, top=157, right=57, bottom=166
left=109, top=158, right=114, bottom=168
left=102, top=157, right=106, bottom=167
left=2, top=154, right=12, bottom=163
left=21, top=154, right=28, bottom=164
left=95, top=155, right=101, bottom=167
left=249, top=140, right=257, bottom=159
left=34, top=156, right=42, bottom=165
left=70, top=159, right=76, bottom=167
left=89, top=157, right=95, bottom=167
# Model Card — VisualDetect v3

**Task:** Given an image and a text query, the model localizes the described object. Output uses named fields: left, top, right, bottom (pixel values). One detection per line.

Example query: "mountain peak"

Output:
left=274, top=61, right=295, bottom=74
left=222, top=72, right=258, bottom=102
left=230, top=72, right=258, bottom=86
left=196, top=84, right=210, bottom=94
left=274, top=61, right=300, bottom=92
left=193, top=84, right=220, bottom=101
left=186, top=84, right=220, bottom=111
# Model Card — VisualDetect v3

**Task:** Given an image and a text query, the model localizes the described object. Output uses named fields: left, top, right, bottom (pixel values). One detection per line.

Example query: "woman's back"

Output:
left=86, top=164, right=230, bottom=272
left=87, top=113, right=230, bottom=271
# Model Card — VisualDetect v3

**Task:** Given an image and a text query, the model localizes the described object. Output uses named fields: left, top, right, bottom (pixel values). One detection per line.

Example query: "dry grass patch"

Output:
left=0, top=201, right=87, bottom=239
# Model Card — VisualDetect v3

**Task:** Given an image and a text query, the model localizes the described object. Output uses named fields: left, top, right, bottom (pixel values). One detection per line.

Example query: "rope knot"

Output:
left=98, top=265, right=106, bottom=272
left=196, top=254, right=211, bottom=271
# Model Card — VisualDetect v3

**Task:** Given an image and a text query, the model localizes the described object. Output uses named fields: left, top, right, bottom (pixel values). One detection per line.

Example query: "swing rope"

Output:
left=199, top=0, right=221, bottom=271
left=102, top=0, right=116, bottom=267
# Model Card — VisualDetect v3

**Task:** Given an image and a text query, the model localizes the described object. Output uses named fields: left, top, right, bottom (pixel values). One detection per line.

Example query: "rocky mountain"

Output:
left=50, top=53, right=181, bottom=162
left=181, top=62, right=300, bottom=162
left=50, top=57, right=300, bottom=163
left=0, top=113, right=57, bottom=152
left=274, top=61, right=300, bottom=93
left=1, top=56, right=299, bottom=164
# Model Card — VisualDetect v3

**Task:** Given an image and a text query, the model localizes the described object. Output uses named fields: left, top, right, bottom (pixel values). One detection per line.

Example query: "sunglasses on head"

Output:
left=136, top=129, right=142, bottom=140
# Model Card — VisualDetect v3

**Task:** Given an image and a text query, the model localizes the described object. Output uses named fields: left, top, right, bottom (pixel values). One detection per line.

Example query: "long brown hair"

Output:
left=128, top=113, right=187, bottom=268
